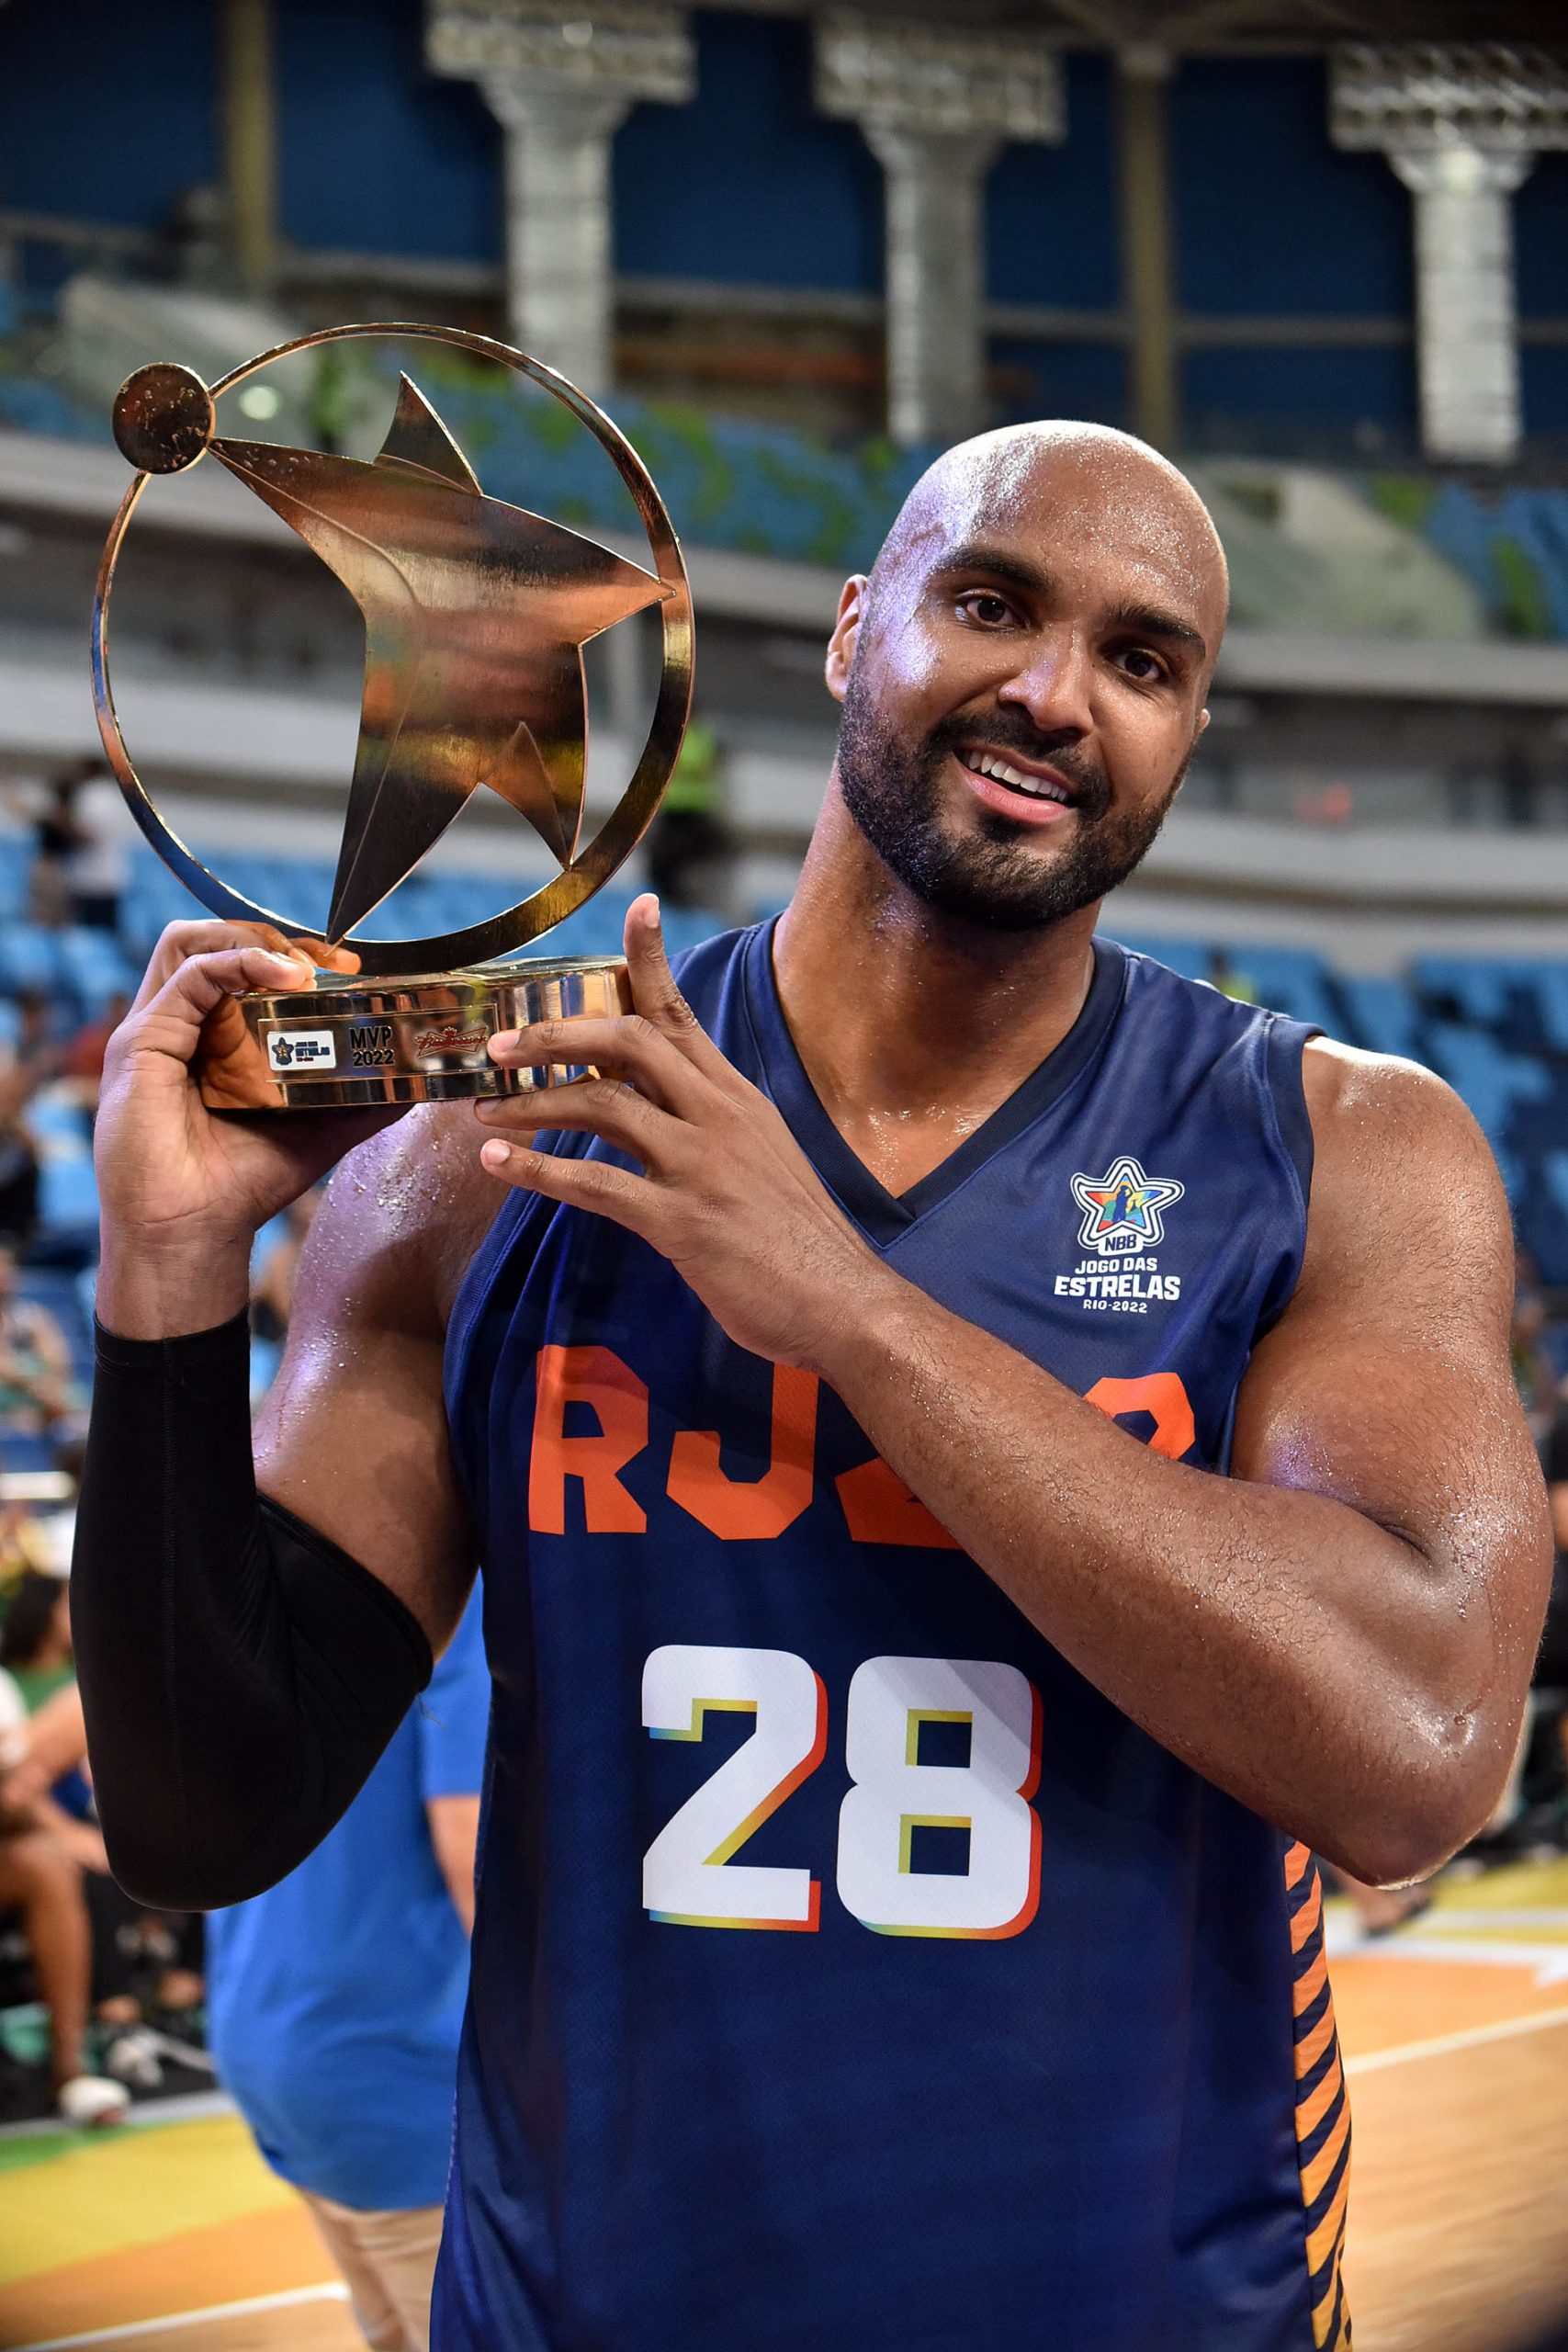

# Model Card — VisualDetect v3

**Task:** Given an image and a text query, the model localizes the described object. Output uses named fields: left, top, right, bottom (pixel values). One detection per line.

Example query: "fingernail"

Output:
left=480, top=1139, right=512, bottom=1170
left=488, top=1031, right=518, bottom=1058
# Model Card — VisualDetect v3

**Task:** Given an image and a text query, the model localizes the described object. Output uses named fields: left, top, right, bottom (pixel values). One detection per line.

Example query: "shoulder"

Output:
left=306, top=1102, right=502, bottom=1338
left=1301, top=1035, right=1495, bottom=1182
left=1297, top=1036, right=1511, bottom=1306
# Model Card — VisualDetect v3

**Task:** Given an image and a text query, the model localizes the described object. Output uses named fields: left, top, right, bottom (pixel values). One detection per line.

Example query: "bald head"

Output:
left=821, top=418, right=1228, bottom=937
left=867, top=421, right=1229, bottom=671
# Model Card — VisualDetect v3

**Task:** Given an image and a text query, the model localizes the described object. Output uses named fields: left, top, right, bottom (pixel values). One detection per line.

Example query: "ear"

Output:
left=1194, top=707, right=1211, bottom=741
left=825, top=575, right=868, bottom=707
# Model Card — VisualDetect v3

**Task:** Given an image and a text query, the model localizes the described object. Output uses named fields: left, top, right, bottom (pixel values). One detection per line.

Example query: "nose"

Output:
left=996, top=628, right=1093, bottom=741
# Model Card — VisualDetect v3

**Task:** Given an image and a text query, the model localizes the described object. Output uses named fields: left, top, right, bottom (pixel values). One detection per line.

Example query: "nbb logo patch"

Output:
left=1056, top=1155, right=1185, bottom=1316
left=265, top=1027, right=337, bottom=1074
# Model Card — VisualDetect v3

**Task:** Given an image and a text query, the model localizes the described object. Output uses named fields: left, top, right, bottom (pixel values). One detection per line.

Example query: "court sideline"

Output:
left=4, top=1856, right=1568, bottom=2352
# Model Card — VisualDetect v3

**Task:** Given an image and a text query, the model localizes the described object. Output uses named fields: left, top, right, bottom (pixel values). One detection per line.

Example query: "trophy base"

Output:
left=197, top=956, right=633, bottom=1112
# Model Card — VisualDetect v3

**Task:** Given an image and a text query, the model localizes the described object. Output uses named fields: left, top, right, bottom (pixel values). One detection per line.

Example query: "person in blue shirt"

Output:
left=206, top=1591, right=487, bottom=2352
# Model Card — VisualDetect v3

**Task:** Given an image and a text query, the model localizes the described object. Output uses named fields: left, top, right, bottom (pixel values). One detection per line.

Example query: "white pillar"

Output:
left=864, top=124, right=1000, bottom=447
left=817, top=17, right=1064, bottom=447
left=1393, top=143, right=1529, bottom=467
left=1330, top=44, right=1568, bottom=465
left=426, top=4, right=694, bottom=396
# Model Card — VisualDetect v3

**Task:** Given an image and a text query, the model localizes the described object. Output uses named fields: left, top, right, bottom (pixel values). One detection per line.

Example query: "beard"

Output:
left=835, top=669, right=1185, bottom=934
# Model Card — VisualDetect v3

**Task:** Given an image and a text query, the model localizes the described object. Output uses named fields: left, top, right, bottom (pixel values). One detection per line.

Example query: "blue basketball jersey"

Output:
left=438, top=924, right=1350, bottom=2352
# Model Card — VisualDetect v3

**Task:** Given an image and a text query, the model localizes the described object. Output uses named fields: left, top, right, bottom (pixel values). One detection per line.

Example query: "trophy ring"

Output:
left=90, top=321, right=694, bottom=1109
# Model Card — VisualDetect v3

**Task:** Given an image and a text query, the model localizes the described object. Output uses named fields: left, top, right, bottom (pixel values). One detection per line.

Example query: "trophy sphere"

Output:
left=112, top=363, right=216, bottom=473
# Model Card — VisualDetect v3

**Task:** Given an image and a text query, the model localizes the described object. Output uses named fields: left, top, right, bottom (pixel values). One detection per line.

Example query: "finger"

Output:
left=489, top=1013, right=709, bottom=1119
left=128, top=944, right=317, bottom=1069
left=478, top=1134, right=656, bottom=1238
left=622, top=896, right=748, bottom=1092
left=475, top=1077, right=684, bottom=1170
left=132, top=922, right=354, bottom=1014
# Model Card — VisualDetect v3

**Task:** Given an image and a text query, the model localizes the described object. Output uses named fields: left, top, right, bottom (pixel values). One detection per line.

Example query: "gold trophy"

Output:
left=91, top=322, right=694, bottom=1110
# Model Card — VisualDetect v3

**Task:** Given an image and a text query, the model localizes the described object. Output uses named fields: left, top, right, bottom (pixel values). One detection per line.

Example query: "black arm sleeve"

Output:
left=72, top=1310, right=433, bottom=1910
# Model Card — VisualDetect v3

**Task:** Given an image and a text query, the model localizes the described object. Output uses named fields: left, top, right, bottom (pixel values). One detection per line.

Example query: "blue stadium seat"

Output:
left=0, top=926, right=62, bottom=996
left=1410, top=956, right=1517, bottom=1028
left=0, top=834, right=30, bottom=922
left=1337, top=976, right=1425, bottom=1062
left=35, top=1148, right=99, bottom=1246
left=1528, top=967, right=1568, bottom=1057
left=56, top=927, right=137, bottom=1012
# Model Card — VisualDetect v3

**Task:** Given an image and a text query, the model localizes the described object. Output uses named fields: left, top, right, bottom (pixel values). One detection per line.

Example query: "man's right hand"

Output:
left=95, top=920, right=400, bottom=1338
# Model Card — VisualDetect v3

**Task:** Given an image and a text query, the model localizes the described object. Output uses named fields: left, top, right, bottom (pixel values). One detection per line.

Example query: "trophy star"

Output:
left=199, top=374, right=669, bottom=940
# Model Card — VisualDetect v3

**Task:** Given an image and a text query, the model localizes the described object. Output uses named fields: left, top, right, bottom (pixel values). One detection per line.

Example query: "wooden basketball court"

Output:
left=5, top=1856, right=1568, bottom=2351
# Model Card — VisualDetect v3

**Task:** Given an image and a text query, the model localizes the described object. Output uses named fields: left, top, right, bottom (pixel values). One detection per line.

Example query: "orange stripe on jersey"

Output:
left=1296, top=2048, right=1344, bottom=2142
left=1286, top=1845, right=1352, bottom=2351
left=1291, top=1874, right=1324, bottom=1952
left=1293, top=1940, right=1328, bottom=2012
left=1294, top=2002, right=1337, bottom=2082
left=1301, top=2101, right=1351, bottom=2207
left=1306, top=2165, right=1351, bottom=2278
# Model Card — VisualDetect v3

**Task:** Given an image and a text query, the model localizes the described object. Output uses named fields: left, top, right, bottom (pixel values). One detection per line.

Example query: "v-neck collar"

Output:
left=739, top=921, right=1128, bottom=1245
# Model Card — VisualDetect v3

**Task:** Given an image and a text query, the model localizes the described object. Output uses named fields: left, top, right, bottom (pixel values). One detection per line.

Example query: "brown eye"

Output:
left=958, top=593, right=1013, bottom=627
left=1118, top=647, right=1166, bottom=683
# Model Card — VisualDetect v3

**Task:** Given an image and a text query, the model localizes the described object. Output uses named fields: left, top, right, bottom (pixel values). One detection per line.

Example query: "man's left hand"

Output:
left=475, top=895, right=888, bottom=1372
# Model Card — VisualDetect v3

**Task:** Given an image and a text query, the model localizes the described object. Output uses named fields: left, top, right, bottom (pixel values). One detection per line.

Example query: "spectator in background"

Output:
left=0, top=1570, right=72, bottom=1713
left=0, top=1597, right=128, bottom=2125
left=0, top=1067, right=39, bottom=1250
left=206, top=1592, right=489, bottom=2352
left=49, top=758, right=133, bottom=933
left=1206, top=946, right=1258, bottom=1004
left=13, top=991, right=62, bottom=1088
left=0, top=1248, right=81, bottom=1442
left=0, top=1589, right=208, bottom=2099
left=1512, top=1274, right=1559, bottom=1441
left=25, top=776, right=80, bottom=930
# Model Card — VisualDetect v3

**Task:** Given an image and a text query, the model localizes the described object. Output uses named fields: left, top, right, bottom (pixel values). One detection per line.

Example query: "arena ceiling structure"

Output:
left=718, top=0, right=1567, bottom=45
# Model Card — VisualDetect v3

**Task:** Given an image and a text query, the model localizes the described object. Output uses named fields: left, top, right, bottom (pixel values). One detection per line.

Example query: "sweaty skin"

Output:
left=93, top=422, right=1551, bottom=1886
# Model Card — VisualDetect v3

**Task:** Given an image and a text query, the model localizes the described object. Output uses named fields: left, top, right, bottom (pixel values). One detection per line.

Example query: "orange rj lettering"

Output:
left=1084, top=1372, right=1196, bottom=1462
left=836, top=1455, right=961, bottom=1549
left=529, top=1345, right=649, bottom=1533
left=668, top=1365, right=819, bottom=1539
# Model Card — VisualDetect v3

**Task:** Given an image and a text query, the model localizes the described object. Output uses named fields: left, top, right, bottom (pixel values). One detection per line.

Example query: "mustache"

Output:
left=925, top=714, right=1113, bottom=820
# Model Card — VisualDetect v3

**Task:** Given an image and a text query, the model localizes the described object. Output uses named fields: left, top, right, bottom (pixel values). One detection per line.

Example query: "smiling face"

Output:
left=824, top=424, right=1228, bottom=933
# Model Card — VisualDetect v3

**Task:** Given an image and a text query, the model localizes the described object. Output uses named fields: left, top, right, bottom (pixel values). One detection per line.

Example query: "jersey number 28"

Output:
left=642, top=1645, right=1042, bottom=1939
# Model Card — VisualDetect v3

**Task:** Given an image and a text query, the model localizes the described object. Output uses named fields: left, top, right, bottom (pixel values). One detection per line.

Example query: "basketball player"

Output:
left=73, top=424, right=1551, bottom=2350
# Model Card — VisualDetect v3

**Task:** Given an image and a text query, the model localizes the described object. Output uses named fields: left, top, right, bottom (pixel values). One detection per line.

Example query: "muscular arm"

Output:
left=253, top=1104, right=490, bottom=1648
left=810, top=1046, right=1546, bottom=1881
left=479, top=907, right=1551, bottom=1885
left=72, top=919, right=505, bottom=1905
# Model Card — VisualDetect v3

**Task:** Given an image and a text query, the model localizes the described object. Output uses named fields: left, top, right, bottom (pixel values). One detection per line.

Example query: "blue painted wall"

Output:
left=275, top=0, right=497, bottom=260
left=614, top=11, right=881, bottom=290
left=1517, top=156, right=1568, bottom=319
left=1171, top=57, right=1411, bottom=319
left=0, top=0, right=218, bottom=227
left=986, top=54, right=1118, bottom=311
